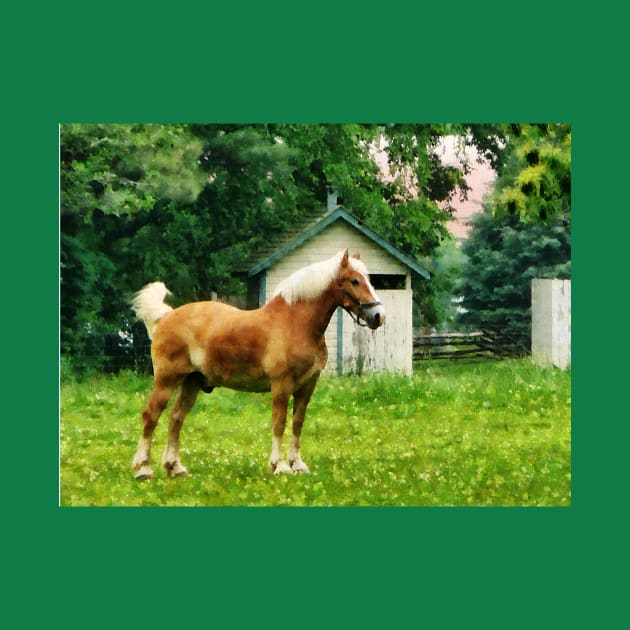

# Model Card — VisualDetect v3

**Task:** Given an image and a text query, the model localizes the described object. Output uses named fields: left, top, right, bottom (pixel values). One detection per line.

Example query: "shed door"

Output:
left=339, top=289, right=412, bottom=375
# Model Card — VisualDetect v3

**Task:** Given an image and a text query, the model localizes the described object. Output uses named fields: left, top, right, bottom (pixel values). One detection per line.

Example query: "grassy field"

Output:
left=59, top=358, right=571, bottom=507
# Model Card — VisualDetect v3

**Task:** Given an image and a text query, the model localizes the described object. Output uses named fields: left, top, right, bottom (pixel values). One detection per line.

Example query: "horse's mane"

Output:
left=272, top=251, right=368, bottom=305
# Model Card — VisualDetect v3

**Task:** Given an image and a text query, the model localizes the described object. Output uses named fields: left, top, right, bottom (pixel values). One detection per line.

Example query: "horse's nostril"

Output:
left=374, top=313, right=380, bottom=323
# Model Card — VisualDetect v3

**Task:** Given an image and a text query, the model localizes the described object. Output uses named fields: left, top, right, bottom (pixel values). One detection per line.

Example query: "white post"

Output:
left=531, top=279, right=571, bottom=369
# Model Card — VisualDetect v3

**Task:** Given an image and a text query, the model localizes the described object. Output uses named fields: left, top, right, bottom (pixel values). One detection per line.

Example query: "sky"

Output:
left=372, top=133, right=496, bottom=240
left=436, top=135, right=496, bottom=239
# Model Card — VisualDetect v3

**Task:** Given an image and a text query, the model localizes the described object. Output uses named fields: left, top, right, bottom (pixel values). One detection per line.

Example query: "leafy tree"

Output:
left=60, top=124, right=207, bottom=371
left=263, top=124, right=479, bottom=329
left=61, top=124, right=206, bottom=218
left=264, top=123, right=479, bottom=259
left=267, top=123, right=381, bottom=213
left=193, top=123, right=481, bottom=329
left=60, top=123, right=509, bottom=373
left=470, top=123, right=571, bottom=225
left=188, top=124, right=302, bottom=286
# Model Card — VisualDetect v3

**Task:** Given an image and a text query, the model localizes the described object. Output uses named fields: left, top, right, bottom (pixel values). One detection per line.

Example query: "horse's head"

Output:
left=337, top=249, right=385, bottom=330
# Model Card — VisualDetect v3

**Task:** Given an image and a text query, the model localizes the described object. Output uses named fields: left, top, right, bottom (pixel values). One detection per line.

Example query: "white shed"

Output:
left=244, top=207, right=430, bottom=375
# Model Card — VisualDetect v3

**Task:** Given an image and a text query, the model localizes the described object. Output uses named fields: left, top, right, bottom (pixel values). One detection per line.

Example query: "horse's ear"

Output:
left=353, top=250, right=361, bottom=260
left=340, top=249, right=349, bottom=267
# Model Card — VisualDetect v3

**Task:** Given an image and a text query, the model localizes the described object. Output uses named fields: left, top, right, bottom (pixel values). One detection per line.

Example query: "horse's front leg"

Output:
left=288, top=375, right=319, bottom=473
left=268, top=379, right=292, bottom=474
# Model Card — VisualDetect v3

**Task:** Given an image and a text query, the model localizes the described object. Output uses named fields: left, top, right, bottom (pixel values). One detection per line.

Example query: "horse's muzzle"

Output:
left=363, top=303, right=385, bottom=330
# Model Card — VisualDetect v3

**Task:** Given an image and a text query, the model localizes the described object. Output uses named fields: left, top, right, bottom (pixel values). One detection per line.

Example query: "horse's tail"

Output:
left=132, top=281, right=174, bottom=339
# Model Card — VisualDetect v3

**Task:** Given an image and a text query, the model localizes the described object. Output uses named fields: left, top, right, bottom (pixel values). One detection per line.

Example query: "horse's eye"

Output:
left=350, top=279, right=360, bottom=287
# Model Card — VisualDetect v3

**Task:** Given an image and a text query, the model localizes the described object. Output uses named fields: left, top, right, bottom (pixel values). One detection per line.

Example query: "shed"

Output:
left=243, top=207, right=430, bottom=375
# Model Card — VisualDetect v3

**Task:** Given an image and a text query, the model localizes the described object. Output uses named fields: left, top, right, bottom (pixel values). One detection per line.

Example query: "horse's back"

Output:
left=159, top=300, right=240, bottom=331
left=151, top=297, right=326, bottom=393
left=154, top=300, right=268, bottom=354
left=152, top=300, right=272, bottom=389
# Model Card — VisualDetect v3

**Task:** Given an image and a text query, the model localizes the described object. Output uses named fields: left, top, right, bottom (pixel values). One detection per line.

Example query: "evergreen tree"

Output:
left=457, top=209, right=571, bottom=342
left=456, top=124, right=571, bottom=345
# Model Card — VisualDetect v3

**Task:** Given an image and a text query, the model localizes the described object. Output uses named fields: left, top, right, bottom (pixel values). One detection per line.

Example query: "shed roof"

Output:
left=246, top=207, right=430, bottom=280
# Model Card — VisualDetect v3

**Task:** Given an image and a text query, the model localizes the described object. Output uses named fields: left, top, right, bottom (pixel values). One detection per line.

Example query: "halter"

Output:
left=341, top=289, right=383, bottom=327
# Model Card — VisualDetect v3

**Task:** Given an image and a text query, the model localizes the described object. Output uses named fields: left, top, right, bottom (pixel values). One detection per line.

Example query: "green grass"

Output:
left=59, top=358, right=571, bottom=507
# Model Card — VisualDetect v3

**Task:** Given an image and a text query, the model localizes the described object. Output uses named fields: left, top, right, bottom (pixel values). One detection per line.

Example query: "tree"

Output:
left=264, top=124, right=479, bottom=329
left=457, top=209, right=571, bottom=342
left=60, top=124, right=206, bottom=219
left=60, top=123, right=505, bottom=372
left=60, top=124, right=207, bottom=371
left=455, top=124, right=571, bottom=344
left=472, top=123, right=571, bottom=225
left=419, top=237, right=467, bottom=330
left=187, top=124, right=302, bottom=291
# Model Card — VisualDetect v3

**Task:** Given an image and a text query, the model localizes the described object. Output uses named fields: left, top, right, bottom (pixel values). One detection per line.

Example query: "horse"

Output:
left=131, top=249, right=385, bottom=480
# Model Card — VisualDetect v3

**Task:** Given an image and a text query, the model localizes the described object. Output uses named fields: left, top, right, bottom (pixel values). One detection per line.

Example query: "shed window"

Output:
left=370, top=274, right=406, bottom=290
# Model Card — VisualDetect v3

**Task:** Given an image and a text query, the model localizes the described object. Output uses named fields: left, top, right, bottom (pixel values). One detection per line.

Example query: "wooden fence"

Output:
left=413, top=330, right=529, bottom=361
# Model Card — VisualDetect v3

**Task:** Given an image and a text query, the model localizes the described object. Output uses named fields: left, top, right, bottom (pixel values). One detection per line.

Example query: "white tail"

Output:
left=132, top=281, right=173, bottom=339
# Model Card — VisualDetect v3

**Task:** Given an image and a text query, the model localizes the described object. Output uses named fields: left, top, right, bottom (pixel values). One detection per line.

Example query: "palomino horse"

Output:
left=131, top=249, right=385, bottom=479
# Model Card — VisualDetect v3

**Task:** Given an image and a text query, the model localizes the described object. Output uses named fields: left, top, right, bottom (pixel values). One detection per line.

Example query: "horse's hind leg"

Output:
left=162, top=374, right=202, bottom=477
left=132, top=378, right=176, bottom=480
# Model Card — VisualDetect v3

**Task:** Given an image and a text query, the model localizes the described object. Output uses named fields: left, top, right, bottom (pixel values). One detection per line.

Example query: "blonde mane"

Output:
left=272, top=251, right=368, bottom=305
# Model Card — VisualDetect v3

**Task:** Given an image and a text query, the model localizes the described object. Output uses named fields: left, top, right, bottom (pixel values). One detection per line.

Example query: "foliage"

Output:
left=264, top=123, right=467, bottom=258
left=418, top=237, right=468, bottom=330
left=457, top=209, right=571, bottom=338
left=61, top=124, right=206, bottom=219
left=61, top=123, right=501, bottom=372
left=60, top=124, right=208, bottom=371
left=484, top=123, right=571, bottom=225
left=452, top=123, right=571, bottom=341
left=60, top=123, right=570, bottom=371
left=60, top=359, right=571, bottom=507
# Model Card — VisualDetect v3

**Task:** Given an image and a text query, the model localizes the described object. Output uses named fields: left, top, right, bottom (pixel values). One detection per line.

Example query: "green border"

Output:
left=4, top=2, right=624, bottom=628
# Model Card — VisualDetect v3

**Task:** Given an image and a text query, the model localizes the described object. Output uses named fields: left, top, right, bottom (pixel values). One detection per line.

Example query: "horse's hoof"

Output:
left=135, top=467, right=154, bottom=481
left=290, top=460, right=310, bottom=474
left=272, top=460, right=293, bottom=474
left=168, top=465, right=188, bottom=478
